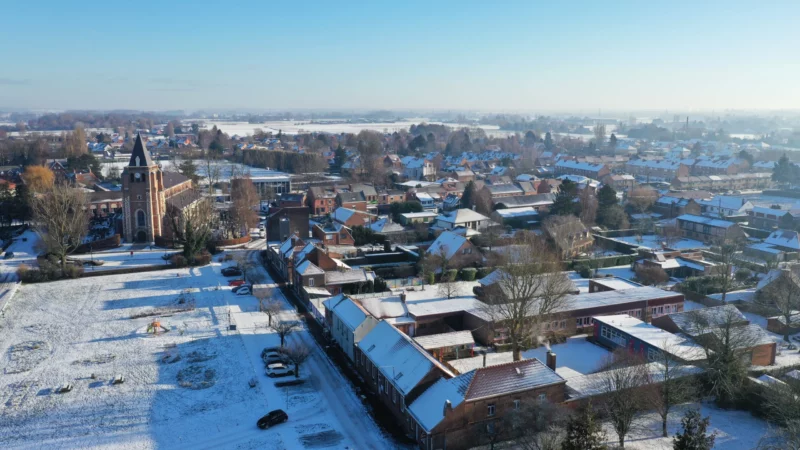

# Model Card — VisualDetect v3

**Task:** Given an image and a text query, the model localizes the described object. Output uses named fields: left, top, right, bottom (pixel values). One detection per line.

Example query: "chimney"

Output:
left=546, top=351, right=557, bottom=371
left=443, top=400, right=452, bottom=416
left=400, top=292, right=406, bottom=303
left=482, top=352, right=487, bottom=368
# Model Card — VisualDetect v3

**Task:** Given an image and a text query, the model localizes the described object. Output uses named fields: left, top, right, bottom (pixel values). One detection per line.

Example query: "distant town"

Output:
left=3, top=110, right=800, bottom=449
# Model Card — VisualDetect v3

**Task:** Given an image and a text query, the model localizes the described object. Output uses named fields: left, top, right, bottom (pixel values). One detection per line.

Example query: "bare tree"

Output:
left=234, top=253, right=257, bottom=283
left=508, top=401, right=570, bottom=450
left=437, top=270, right=459, bottom=299
left=713, top=240, right=742, bottom=304
left=164, top=189, right=214, bottom=258
left=31, top=183, right=89, bottom=269
left=284, top=342, right=312, bottom=378
left=273, top=321, right=300, bottom=348
left=759, top=269, right=800, bottom=344
left=593, top=124, right=606, bottom=148
left=757, top=379, right=800, bottom=450
left=578, top=187, right=598, bottom=226
left=634, top=264, right=669, bottom=286
left=627, top=185, right=658, bottom=214
left=650, top=341, right=696, bottom=437
left=203, top=151, right=223, bottom=190
left=228, top=176, right=259, bottom=238
left=596, top=349, right=654, bottom=449
left=256, top=290, right=283, bottom=326
left=479, top=235, right=574, bottom=361
left=685, top=307, right=760, bottom=407
left=659, top=221, right=682, bottom=249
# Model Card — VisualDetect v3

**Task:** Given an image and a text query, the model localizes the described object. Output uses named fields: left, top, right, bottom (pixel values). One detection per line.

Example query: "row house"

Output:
left=332, top=207, right=377, bottom=227
left=691, top=157, right=741, bottom=176
left=747, top=206, right=799, bottom=230
left=554, top=159, right=610, bottom=180
left=379, top=189, right=405, bottom=205
left=696, top=196, right=754, bottom=218
left=652, top=196, right=701, bottom=219
left=307, top=186, right=337, bottom=215
left=312, top=222, right=355, bottom=246
left=670, top=172, right=772, bottom=191
left=324, top=294, right=379, bottom=363
left=625, top=159, right=692, bottom=181
left=675, top=214, right=747, bottom=244
left=601, top=174, right=636, bottom=192
left=336, top=191, right=367, bottom=211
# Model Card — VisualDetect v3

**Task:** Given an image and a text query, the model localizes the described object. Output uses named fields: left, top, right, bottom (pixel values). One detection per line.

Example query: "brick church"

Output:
left=122, top=134, right=203, bottom=244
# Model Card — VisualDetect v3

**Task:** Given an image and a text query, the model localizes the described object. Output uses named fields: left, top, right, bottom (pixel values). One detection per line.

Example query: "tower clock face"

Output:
left=135, top=173, right=142, bottom=181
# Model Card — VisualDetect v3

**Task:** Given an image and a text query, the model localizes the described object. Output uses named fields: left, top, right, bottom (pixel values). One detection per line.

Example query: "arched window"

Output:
left=136, top=210, right=146, bottom=227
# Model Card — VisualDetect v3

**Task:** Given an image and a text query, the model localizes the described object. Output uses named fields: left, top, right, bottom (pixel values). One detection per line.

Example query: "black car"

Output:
left=222, top=267, right=243, bottom=277
left=257, top=409, right=288, bottom=429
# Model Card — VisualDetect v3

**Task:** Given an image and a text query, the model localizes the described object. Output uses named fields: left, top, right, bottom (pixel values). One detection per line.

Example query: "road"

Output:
left=193, top=249, right=396, bottom=450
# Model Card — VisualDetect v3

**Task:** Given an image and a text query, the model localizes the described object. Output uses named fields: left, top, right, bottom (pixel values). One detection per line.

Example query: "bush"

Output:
left=476, top=267, right=494, bottom=279
left=443, top=269, right=458, bottom=282
left=192, top=250, right=212, bottom=266
left=206, top=241, right=220, bottom=255
left=62, top=264, right=83, bottom=279
left=170, top=254, right=188, bottom=268
left=425, top=272, right=435, bottom=285
left=460, top=268, right=477, bottom=281
left=17, top=258, right=83, bottom=283
left=576, top=264, right=591, bottom=278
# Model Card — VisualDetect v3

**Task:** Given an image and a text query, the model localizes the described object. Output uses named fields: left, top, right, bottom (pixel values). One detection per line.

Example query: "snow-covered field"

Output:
left=596, top=264, right=637, bottom=280
left=192, top=119, right=504, bottom=137
left=0, top=251, right=396, bottom=449
left=615, top=235, right=708, bottom=251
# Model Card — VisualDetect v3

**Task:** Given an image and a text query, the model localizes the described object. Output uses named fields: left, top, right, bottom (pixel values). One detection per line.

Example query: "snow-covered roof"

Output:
left=358, top=321, right=454, bottom=396
left=296, top=259, right=324, bottom=276
left=594, top=314, right=706, bottom=361
left=555, top=159, right=606, bottom=172
left=426, top=231, right=469, bottom=259
left=352, top=293, right=409, bottom=319
left=697, top=196, right=750, bottom=212
left=675, top=214, right=737, bottom=229
left=565, top=362, right=702, bottom=399
left=413, top=331, right=475, bottom=350
left=332, top=207, right=374, bottom=225
left=324, top=295, right=370, bottom=331
left=447, top=352, right=516, bottom=374
left=590, top=277, right=640, bottom=290
left=407, top=371, right=474, bottom=432
left=325, top=269, right=371, bottom=285
left=664, top=305, right=748, bottom=337
left=627, top=159, right=686, bottom=170
left=748, top=243, right=784, bottom=254
left=466, top=358, right=564, bottom=402
left=369, top=218, right=405, bottom=234
left=764, top=229, right=800, bottom=250
left=492, top=207, right=539, bottom=219
left=436, top=209, right=489, bottom=225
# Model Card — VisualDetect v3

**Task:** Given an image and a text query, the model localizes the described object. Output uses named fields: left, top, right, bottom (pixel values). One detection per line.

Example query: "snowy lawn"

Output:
left=522, top=335, right=609, bottom=375
left=615, top=235, right=709, bottom=251
left=603, top=402, right=771, bottom=450
left=596, top=265, right=637, bottom=281
left=70, top=250, right=175, bottom=271
left=0, top=253, right=396, bottom=449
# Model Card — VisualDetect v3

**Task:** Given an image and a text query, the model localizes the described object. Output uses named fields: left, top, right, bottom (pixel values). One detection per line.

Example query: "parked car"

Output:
left=233, top=285, right=252, bottom=295
left=3, top=252, right=14, bottom=260
left=265, top=363, right=294, bottom=378
left=261, top=347, right=282, bottom=358
left=262, top=351, right=288, bottom=365
left=257, top=409, right=288, bottom=429
left=228, top=279, right=246, bottom=287
left=222, top=267, right=243, bottom=277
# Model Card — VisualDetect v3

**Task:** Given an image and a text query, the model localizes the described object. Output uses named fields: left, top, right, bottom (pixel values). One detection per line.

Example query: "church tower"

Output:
left=122, top=134, right=165, bottom=243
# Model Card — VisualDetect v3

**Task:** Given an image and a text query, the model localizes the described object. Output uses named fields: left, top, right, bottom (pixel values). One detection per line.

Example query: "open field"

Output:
left=0, top=252, right=396, bottom=449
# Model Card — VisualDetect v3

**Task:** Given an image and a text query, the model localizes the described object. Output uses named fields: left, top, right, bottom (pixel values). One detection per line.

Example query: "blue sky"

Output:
left=1, top=0, right=799, bottom=112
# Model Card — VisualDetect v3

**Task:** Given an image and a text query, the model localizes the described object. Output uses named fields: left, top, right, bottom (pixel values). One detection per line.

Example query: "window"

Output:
left=393, top=389, right=397, bottom=404
left=538, top=393, right=547, bottom=403
left=308, top=278, right=315, bottom=287
left=647, top=348, right=660, bottom=362
left=136, top=210, right=146, bottom=227
left=487, top=404, right=496, bottom=416
left=513, top=399, right=520, bottom=410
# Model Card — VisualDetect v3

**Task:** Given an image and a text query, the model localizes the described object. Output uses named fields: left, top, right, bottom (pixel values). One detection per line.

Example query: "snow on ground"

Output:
left=522, top=335, right=609, bottom=375
left=708, top=289, right=756, bottom=303
left=684, top=300, right=707, bottom=311
left=604, top=402, right=771, bottom=450
left=596, top=265, right=637, bottom=280
left=0, top=230, right=40, bottom=279
left=0, top=251, right=397, bottom=449
left=615, top=235, right=709, bottom=251
left=71, top=250, right=173, bottom=271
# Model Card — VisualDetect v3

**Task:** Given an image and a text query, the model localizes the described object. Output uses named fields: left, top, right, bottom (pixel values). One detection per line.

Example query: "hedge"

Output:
left=476, top=267, right=494, bottom=279
left=566, top=254, right=637, bottom=270
left=443, top=269, right=458, bottom=282
left=460, top=268, right=477, bottom=281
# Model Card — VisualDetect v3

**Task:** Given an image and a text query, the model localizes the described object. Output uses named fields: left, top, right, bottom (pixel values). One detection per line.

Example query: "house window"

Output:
left=487, top=404, right=496, bottom=416
left=309, top=278, right=315, bottom=287
left=513, top=399, right=520, bottom=410
left=393, top=389, right=398, bottom=404
left=647, top=348, right=660, bottom=362
left=538, top=393, right=547, bottom=403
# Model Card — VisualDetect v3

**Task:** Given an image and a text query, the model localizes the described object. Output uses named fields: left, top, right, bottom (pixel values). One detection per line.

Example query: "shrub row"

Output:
left=566, top=254, right=636, bottom=270
left=17, top=258, right=83, bottom=283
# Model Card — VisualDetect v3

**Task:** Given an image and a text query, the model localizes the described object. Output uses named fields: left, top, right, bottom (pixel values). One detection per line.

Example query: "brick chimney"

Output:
left=546, top=351, right=557, bottom=371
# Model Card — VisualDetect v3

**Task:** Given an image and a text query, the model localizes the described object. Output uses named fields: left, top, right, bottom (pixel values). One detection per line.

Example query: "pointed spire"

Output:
left=129, top=133, right=154, bottom=167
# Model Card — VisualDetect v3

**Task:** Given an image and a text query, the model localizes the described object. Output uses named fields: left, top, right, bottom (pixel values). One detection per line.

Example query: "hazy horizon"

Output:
left=2, top=0, right=799, bottom=112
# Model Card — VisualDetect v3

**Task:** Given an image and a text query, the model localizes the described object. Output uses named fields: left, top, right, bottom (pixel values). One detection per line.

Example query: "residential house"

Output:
left=426, top=231, right=481, bottom=269
left=482, top=183, right=524, bottom=199
left=370, top=217, right=406, bottom=236
left=312, top=222, right=355, bottom=246
left=278, top=192, right=306, bottom=207
left=652, top=196, right=702, bottom=219
left=337, top=191, right=368, bottom=211
left=691, top=157, right=740, bottom=175
left=308, top=186, right=337, bottom=215
left=332, top=207, right=377, bottom=227
left=541, top=216, right=593, bottom=258
left=266, top=206, right=310, bottom=242
left=490, top=207, right=539, bottom=229
left=625, top=159, right=691, bottom=181
left=748, top=206, right=799, bottom=230
left=492, top=193, right=554, bottom=212
left=384, top=154, right=403, bottom=171
left=554, top=159, right=610, bottom=180
left=602, top=174, right=636, bottom=192
left=449, top=169, right=476, bottom=182
left=675, top=214, right=747, bottom=244
left=324, top=294, right=379, bottom=363
left=379, top=189, right=406, bottom=205
left=671, top=173, right=772, bottom=191
left=400, top=212, right=439, bottom=225
left=404, top=157, right=437, bottom=181
left=435, top=209, right=491, bottom=232
left=351, top=184, right=378, bottom=203
left=697, top=196, right=753, bottom=218
left=355, top=320, right=455, bottom=433
left=744, top=229, right=800, bottom=262
left=407, top=359, right=566, bottom=450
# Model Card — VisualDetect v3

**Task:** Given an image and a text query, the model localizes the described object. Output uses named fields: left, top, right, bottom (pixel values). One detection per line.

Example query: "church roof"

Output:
left=166, top=188, right=202, bottom=210
left=128, top=134, right=155, bottom=167
left=163, top=171, right=190, bottom=189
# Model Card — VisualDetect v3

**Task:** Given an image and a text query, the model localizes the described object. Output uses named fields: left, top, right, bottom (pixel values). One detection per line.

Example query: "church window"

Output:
left=136, top=210, right=146, bottom=227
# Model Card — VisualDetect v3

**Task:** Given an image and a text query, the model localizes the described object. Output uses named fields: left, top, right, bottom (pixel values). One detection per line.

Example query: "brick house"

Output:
left=312, top=222, right=355, bottom=246
left=406, top=359, right=566, bottom=450
left=307, top=186, right=337, bottom=215
left=337, top=191, right=368, bottom=211
left=426, top=231, right=481, bottom=269
left=379, top=189, right=406, bottom=205
left=652, top=196, right=702, bottom=219
left=324, top=294, right=379, bottom=363
left=332, top=207, right=377, bottom=227
left=266, top=206, right=310, bottom=242
left=554, top=160, right=610, bottom=180
left=354, top=321, right=455, bottom=435
left=593, top=315, right=707, bottom=363
left=675, top=214, right=746, bottom=244
left=541, top=216, right=594, bottom=259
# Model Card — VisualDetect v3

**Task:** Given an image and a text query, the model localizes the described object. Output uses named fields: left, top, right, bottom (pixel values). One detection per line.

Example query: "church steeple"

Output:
left=129, top=133, right=155, bottom=167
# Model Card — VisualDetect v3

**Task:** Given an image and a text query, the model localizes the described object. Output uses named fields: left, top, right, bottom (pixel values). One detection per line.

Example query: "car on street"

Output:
left=233, top=285, right=252, bottom=295
left=265, top=363, right=294, bottom=378
left=3, top=252, right=14, bottom=260
left=228, top=279, right=246, bottom=287
left=257, top=409, right=288, bottom=429
left=222, top=267, right=243, bottom=277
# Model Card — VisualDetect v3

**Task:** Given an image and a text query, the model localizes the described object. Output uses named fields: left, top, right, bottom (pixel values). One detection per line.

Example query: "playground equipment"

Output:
left=112, top=374, right=125, bottom=385
left=147, top=319, right=170, bottom=335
